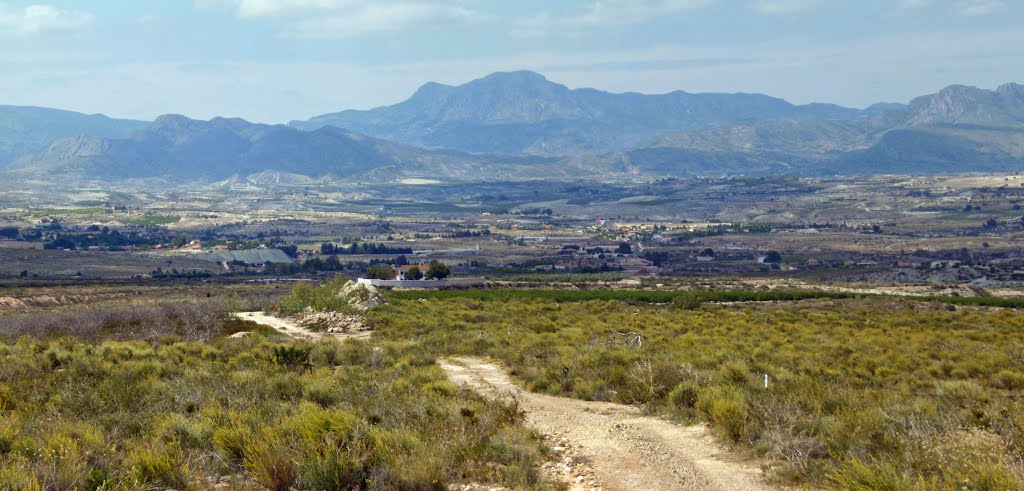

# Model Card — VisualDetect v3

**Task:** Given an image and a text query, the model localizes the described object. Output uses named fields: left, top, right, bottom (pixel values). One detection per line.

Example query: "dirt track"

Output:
left=439, top=357, right=778, bottom=491
left=231, top=311, right=371, bottom=340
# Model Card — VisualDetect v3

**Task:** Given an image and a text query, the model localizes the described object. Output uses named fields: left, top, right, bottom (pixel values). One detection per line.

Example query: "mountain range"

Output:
left=290, top=70, right=863, bottom=156
left=5, top=71, right=1023, bottom=183
left=0, top=106, right=147, bottom=167
left=11, top=114, right=563, bottom=182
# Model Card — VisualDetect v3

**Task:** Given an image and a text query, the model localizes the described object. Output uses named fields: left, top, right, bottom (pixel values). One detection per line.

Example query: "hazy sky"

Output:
left=1, top=0, right=1021, bottom=123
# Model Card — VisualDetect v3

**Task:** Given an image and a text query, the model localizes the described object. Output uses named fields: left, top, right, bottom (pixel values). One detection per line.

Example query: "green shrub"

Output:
left=159, top=414, right=213, bottom=449
left=0, top=334, right=544, bottom=490
left=0, top=458, right=42, bottom=491
left=127, top=444, right=189, bottom=489
left=668, top=381, right=702, bottom=413
left=284, top=403, right=358, bottom=445
left=828, top=458, right=917, bottom=491
left=243, top=429, right=297, bottom=491
left=992, top=369, right=1024, bottom=390
left=302, top=378, right=341, bottom=407
left=270, top=372, right=303, bottom=401
left=214, top=423, right=252, bottom=461
left=299, top=441, right=367, bottom=490
left=273, top=344, right=311, bottom=370
left=0, top=383, right=15, bottom=411
left=696, top=385, right=750, bottom=443
left=276, top=277, right=354, bottom=315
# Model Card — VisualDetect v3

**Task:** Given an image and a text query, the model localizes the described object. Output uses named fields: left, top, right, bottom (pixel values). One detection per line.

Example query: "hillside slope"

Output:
left=15, top=114, right=565, bottom=182
left=291, top=71, right=861, bottom=156
left=0, top=105, right=148, bottom=166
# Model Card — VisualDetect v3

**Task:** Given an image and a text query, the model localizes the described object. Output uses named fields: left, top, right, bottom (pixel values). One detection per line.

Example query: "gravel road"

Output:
left=440, top=356, right=779, bottom=491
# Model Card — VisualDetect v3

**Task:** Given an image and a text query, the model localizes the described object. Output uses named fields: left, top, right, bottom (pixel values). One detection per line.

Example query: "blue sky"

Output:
left=1, top=0, right=1021, bottom=123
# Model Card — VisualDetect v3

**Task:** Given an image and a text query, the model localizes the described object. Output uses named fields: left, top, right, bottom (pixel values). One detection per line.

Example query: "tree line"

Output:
left=320, top=242, right=413, bottom=255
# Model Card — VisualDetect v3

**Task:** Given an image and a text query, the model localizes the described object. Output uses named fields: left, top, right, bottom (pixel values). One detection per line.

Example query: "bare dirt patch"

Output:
left=231, top=311, right=371, bottom=340
left=440, top=357, right=780, bottom=491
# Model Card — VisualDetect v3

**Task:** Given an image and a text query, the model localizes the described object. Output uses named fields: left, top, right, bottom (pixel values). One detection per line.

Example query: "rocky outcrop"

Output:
left=297, top=308, right=371, bottom=335
left=338, top=280, right=386, bottom=311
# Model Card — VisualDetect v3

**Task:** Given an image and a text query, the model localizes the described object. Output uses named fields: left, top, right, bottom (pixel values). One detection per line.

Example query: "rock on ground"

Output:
left=338, top=280, right=387, bottom=311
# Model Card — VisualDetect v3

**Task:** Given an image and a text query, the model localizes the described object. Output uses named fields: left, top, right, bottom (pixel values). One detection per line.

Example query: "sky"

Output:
left=0, top=0, right=1021, bottom=123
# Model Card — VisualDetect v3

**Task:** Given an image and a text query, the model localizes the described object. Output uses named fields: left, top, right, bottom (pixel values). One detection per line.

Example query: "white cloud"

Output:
left=750, top=0, right=818, bottom=14
left=210, top=0, right=488, bottom=38
left=511, top=0, right=715, bottom=38
left=0, top=3, right=93, bottom=34
left=574, top=0, right=715, bottom=25
left=885, top=0, right=928, bottom=17
left=218, top=0, right=717, bottom=39
left=285, top=3, right=487, bottom=38
left=900, top=0, right=930, bottom=8
left=230, top=0, right=354, bottom=17
left=957, top=0, right=1004, bottom=16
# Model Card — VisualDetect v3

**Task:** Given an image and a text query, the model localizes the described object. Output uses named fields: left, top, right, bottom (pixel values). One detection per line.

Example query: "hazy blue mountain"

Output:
left=629, top=82, right=1024, bottom=175
left=14, top=114, right=564, bottom=182
left=902, top=83, right=1024, bottom=127
left=10, top=78, right=1024, bottom=184
left=290, top=70, right=863, bottom=156
left=0, top=105, right=148, bottom=166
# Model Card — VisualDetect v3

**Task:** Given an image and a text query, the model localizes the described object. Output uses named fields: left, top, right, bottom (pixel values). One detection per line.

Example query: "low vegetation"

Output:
left=389, top=287, right=859, bottom=305
left=370, top=294, right=1024, bottom=488
left=275, top=277, right=354, bottom=315
left=0, top=332, right=545, bottom=490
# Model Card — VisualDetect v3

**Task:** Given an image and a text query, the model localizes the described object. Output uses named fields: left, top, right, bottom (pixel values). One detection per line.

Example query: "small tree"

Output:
left=617, top=242, right=633, bottom=254
left=763, top=251, right=782, bottom=263
left=426, top=262, right=451, bottom=280
left=365, top=264, right=396, bottom=280
left=406, top=266, right=423, bottom=280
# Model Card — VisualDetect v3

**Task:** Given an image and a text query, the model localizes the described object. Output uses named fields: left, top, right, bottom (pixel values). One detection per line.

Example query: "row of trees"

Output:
left=365, top=262, right=451, bottom=281
left=320, top=242, right=413, bottom=255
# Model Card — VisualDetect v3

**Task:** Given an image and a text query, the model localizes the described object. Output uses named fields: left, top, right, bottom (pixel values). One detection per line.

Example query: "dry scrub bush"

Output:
left=0, top=299, right=231, bottom=342
left=371, top=294, right=1024, bottom=488
left=0, top=333, right=547, bottom=490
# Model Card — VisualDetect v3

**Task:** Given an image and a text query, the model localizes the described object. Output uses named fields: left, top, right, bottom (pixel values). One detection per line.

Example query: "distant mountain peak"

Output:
left=151, top=114, right=192, bottom=125
left=997, top=82, right=1024, bottom=98
left=0, top=105, right=148, bottom=166
left=476, top=70, right=551, bottom=84
left=905, top=82, right=1024, bottom=127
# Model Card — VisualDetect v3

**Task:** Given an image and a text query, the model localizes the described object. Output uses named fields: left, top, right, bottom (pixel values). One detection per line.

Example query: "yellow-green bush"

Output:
left=0, top=333, right=548, bottom=489
left=127, top=443, right=189, bottom=489
left=371, top=294, right=1024, bottom=487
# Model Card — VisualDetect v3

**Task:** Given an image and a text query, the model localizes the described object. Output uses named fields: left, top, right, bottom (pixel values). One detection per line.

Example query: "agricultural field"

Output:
left=5, top=174, right=1024, bottom=287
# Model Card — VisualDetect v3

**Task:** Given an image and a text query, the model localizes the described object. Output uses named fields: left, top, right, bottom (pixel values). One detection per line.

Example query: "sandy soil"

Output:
left=231, top=311, right=371, bottom=340
left=439, top=357, right=780, bottom=491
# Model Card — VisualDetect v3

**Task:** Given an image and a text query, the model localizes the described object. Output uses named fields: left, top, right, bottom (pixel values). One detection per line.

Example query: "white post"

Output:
left=764, top=373, right=769, bottom=389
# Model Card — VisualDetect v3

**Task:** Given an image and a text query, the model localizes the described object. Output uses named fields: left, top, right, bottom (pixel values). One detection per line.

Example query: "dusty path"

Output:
left=231, top=311, right=371, bottom=340
left=440, top=357, right=777, bottom=491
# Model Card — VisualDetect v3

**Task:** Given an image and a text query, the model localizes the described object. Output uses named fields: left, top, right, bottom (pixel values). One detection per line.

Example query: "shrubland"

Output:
left=0, top=334, right=544, bottom=490
left=8, top=280, right=1024, bottom=489
left=0, top=292, right=547, bottom=490
left=370, top=293, right=1024, bottom=488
